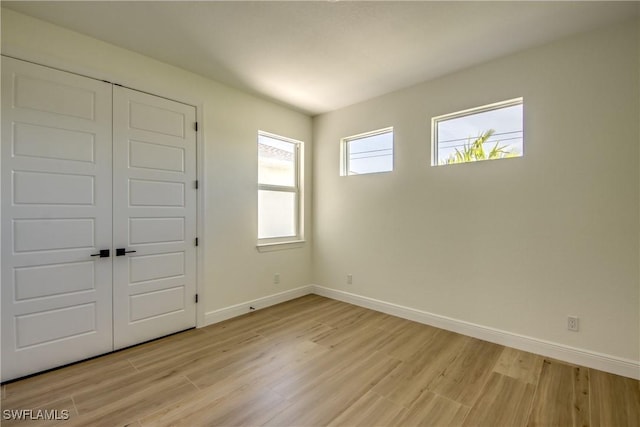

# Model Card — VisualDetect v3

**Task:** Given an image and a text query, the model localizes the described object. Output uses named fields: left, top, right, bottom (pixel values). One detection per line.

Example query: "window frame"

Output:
left=257, top=130, right=303, bottom=246
left=431, top=97, right=523, bottom=166
left=340, top=127, right=394, bottom=176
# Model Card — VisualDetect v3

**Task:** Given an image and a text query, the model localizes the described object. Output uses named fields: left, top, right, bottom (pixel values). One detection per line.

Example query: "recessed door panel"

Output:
left=129, top=101, right=185, bottom=137
left=129, top=217, right=185, bottom=245
left=129, top=179, right=184, bottom=207
left=13, top=122, right=95, bottom=162
left=15, top=261, right=95, bottom=300
left=1, top=57, right=113, bottom=381
left=13, top=171, right=94, bottom=205
left=129, top=140, right=184, bottom=172
left=14, top=74, right=96, bottom=120
left=129, top=252, right=185, bottom=284
left=13, top=219, right=94, bottom=252
left=16, top=303, right=97, bottom=348
left=130, top=286, right=185, bottom=322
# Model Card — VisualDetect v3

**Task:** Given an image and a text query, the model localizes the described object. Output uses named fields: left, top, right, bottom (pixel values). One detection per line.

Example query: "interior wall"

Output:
left=313, top=19, right=640, bottom=362
left=0, top=8, right=313, bottom=317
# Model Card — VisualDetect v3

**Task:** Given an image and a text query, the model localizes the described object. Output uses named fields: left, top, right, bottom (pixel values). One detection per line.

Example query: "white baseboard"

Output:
left=311, top=285, right=640, bottom=380
left=202, top=285, right=313, bottom=326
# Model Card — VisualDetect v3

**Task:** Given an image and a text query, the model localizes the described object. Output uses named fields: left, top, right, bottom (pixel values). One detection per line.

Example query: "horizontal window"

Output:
left=432, top=98, right=523, bottom=166
left=341, top=127, right=393, bottom=176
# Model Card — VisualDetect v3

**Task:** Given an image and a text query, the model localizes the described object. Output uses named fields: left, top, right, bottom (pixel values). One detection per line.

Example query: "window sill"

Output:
left=256, top=240, right=306, bottom=252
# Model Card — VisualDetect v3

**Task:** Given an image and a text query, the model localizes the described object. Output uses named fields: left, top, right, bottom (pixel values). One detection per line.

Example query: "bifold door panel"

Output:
left=1, top=57, right=113, bottom=381
left=112, top=86, right=197, bottom=350
left=1, top=57, right=197, bottom=381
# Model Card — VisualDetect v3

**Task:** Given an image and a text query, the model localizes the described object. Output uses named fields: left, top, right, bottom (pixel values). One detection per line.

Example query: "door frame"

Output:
left=0, top=53, right=207, bottom=328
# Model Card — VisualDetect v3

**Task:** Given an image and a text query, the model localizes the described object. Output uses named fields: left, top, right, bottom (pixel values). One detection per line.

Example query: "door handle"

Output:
left=90, top=249, right=110, bottom=258
left=116, top=248, right=137, bottom=256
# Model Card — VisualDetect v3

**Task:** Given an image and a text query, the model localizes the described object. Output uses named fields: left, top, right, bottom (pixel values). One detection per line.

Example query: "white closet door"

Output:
left=1, top=57, right=113, bottom=381
left=112, top=86, right=197, bottom=349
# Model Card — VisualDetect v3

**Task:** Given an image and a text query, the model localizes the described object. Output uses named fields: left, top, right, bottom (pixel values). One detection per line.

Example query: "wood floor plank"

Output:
left=67, top=375, right=197, bottom=427
left=371, top=313, right=417, bottom=333
left=138, top=382, right=245, bottom=425
left=590, top=368, right=640, bottom=427
left=187, top=338, right=330, bottom=390
left=310, top=320, right=388, bottom=353
left=573, top=363, right=590, bottom=427
left=259, top=294, right=335, bottom=319
left=111, top=329, right=214, bottom=369
left=318, top=305, right=387, bottom=330
left=397, top=391, right=470, bottom=426
left=312, top=301, right=370, bottom=327
left=259, top=295, right=343, bottom=325
left=493, top=347, right=544, bottom=385
left=375, top=320, right=440, bottom=361
left=73, top=370, right=193, bottom=414
left=254, top=316, right=335, bottom=342
left=428, top=337, right=504, bottom=407
left=527, top=359, right=590, bottom=427
left=2, top=358, right=137, bottom=410
left=373, top=329, right=469, bottom=408
left=270, top=326, right=391, bottom=399
left=271, top=300, right=348, bottom=327
left=139, top=384, right=290, bottom=427
left=129, top=329, right=263, bottom=372
left=200, top=309, right=280, bottom=338
left=326, top=391, right=407, bottom=427
left=265, top=351, right=401, bottom=426
left=462, top=372, right=535, bottom=427
left=102, top=328, right=207, bottom=363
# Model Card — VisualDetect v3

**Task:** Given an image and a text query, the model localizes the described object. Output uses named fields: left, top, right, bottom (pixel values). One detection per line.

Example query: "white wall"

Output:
left=0, top=8, right=313, bottom=318
left=313, top=20, right=640, bottom=363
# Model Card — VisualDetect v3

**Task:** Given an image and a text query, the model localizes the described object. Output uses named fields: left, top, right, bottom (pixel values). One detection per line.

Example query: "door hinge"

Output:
left=195, top=180, right=199, bottom=189
left=195, top=122, right=198, bottom=132
left=195, top=294, right=199, bottom=303
left=195, top=237, right=199, bottom=247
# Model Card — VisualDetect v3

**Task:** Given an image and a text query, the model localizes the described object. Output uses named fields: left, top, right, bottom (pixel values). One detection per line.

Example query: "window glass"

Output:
left=342, top=128, right=393, bottom=176
left=258, top=134, right=296, bottom=186
left=257, top=131, right=301, bottom=243
left=433, top=99, right=523, bottom=165
left=258, top=190, right=296, bottom=239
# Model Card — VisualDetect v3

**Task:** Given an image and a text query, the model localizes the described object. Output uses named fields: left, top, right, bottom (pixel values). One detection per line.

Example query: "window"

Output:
left=258, top=131, right=302, bottom=243
left=341, top=127, right=393, bottom=176
left=432, top=98, right=523, bottom=166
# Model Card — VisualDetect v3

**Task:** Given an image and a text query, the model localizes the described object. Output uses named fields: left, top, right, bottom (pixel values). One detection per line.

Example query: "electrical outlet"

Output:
left=347, top=274, right=353, bottom=285
left=567, top=316, right=579, bottom=332
left=274, top=273, right=280, bottom=285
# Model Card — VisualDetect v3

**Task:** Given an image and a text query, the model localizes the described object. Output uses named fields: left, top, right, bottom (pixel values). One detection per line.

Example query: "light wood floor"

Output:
left=2, top=295, right=639, bottom=426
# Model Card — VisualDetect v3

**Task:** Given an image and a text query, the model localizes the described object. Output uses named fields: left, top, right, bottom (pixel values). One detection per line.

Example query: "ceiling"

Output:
left=3, top=1, right=639, bottom=116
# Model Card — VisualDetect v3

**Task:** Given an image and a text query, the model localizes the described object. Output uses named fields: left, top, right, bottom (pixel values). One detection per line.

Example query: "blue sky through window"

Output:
left=435, top=101, right=523, bottom=165
left=347, top=130, right=393, bottom=175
